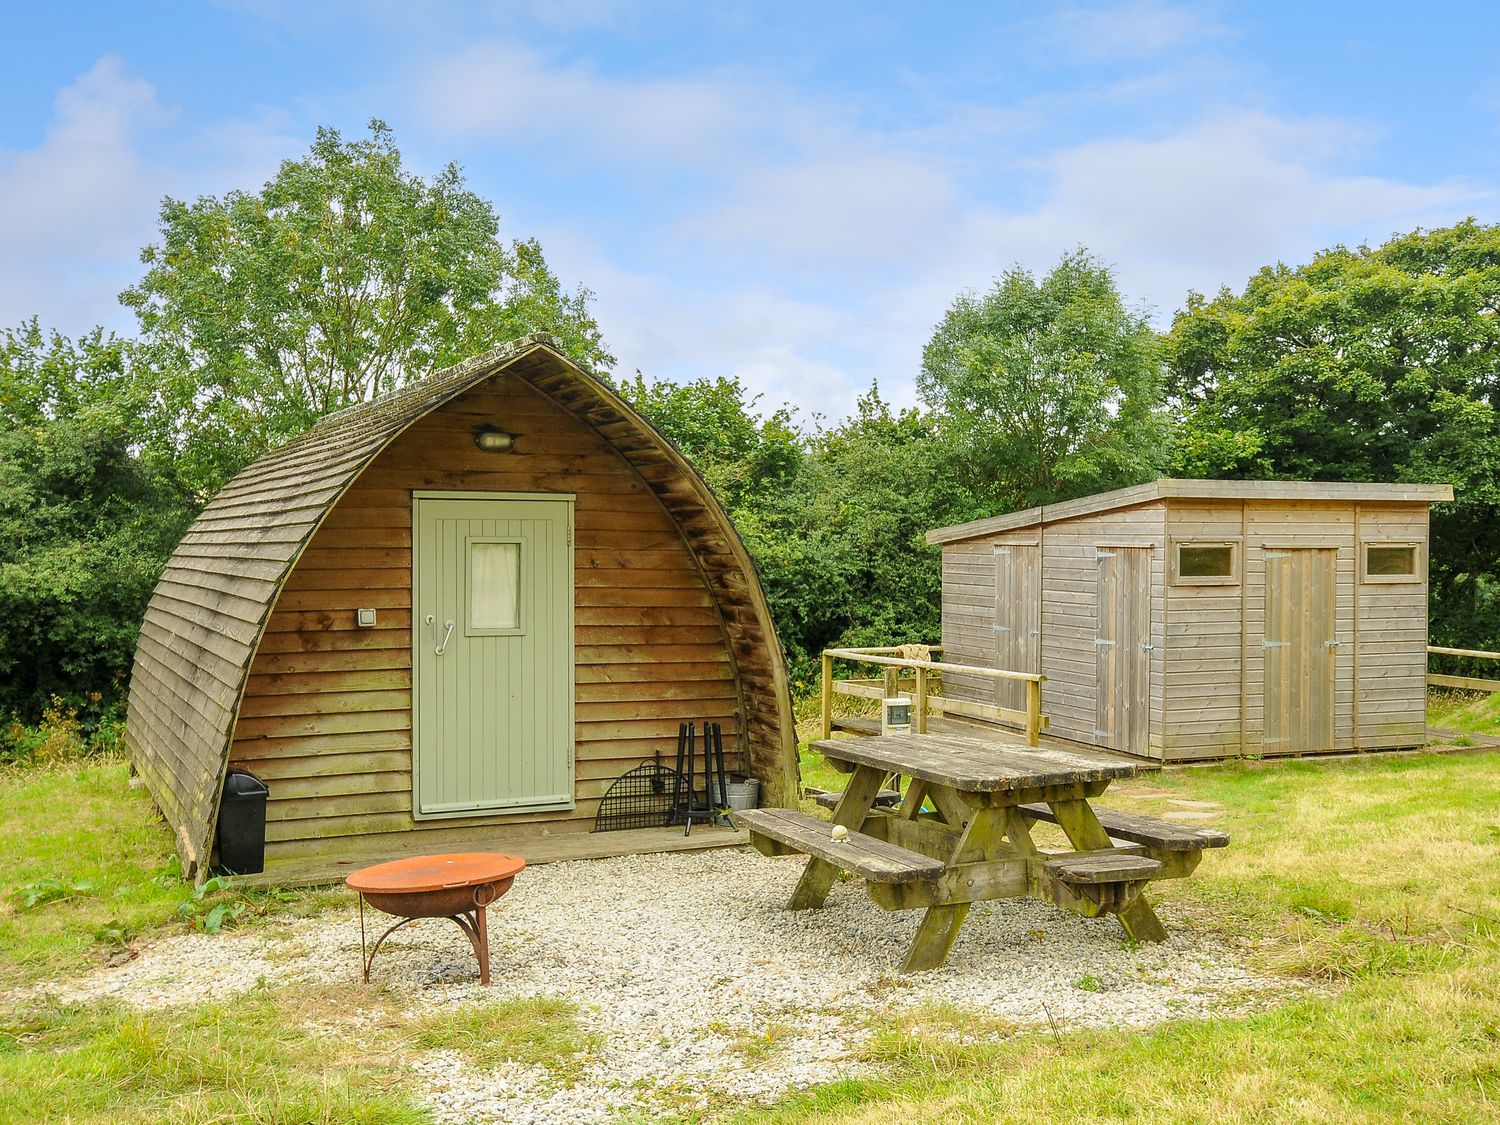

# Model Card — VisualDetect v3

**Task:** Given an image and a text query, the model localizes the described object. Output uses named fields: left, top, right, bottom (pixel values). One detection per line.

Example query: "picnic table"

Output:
left=735, top=733, right=1227, bottom=972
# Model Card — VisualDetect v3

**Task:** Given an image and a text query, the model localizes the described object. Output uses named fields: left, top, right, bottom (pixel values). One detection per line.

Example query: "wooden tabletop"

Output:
left=345, top=852, right=526, bottom=894
left=810, top=733, right=1138, bottom=792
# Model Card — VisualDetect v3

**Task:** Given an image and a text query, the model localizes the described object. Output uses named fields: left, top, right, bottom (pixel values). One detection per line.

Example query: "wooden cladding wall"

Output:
left=940, top=503, right=1167, bottom=757
left=1162, top=500, right=1429, bottom=759
left=228, top=377, right=742, bottom=864
left=1351, top=504, right=1430, bottom=748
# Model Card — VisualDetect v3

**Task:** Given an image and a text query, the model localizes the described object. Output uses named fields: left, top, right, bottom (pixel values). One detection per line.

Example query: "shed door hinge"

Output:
left=1095, top=549, right=1115, bottom=559
left=1262, top=640, right=1290, bottom=649
left=1264, top=549, right=1291, bottom=559
left=1094, top=638, right=1115, bottom=647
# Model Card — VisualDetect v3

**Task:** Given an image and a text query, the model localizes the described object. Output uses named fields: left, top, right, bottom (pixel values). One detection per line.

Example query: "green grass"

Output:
left=6, top=737, right=1500, bottom=1122
left=0, top=759, right=342, bottom=989
left=746, top=745, right=1500, bottom=1124
left=0, top=761, right=197, bottom=988
left=0, top=987, right=428, bottom=1124
left=1427, top=690, right=1500, bottom=737
left=406, top=995, right=599, bottom=1079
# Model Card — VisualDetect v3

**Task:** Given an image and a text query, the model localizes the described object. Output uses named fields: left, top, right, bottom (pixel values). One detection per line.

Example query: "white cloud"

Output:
left=416, top=43, right=762, bottom=166
left=0, top=57, right=170, bottom=329
left=963, top=111, right=1487, bottom=316
left=1040, top=1, right=1228, bottom=62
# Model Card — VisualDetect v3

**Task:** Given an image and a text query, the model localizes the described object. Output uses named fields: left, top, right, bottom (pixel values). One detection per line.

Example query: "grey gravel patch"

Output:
left=39, top=847, right=1293, bottom=1122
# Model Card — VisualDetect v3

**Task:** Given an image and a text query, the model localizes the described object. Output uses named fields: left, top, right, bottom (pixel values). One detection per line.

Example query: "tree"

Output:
left=737, top=387, right=983, bottom=677
left=0, top=324, right=195, bottom=720
left=123, top=119, right=612, bottom=494
left=1166, top=219, right=1500, bottom=649
left=616, top=371, right=803, bottom=512
left=918, top=248, right=1167, bottom=512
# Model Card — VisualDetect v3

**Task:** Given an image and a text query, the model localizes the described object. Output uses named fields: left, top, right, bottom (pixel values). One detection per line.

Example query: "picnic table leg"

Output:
left=787, top=764, right=885, bottom=910
left=1048, top=798, right=1169, bottom=943
left=902, top=903, right=971, bottom=972
left=899, top=803, right=1005, bottom=972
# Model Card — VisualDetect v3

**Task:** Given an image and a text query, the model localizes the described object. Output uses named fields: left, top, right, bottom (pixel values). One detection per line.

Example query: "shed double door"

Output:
left=1095, top=547, right=1152, bottom=756
left=993, top=544, right=1040, bottom=712
left=1262, top=547, right=1336, bottom=755
left=413, top=494, right=574, bottom=818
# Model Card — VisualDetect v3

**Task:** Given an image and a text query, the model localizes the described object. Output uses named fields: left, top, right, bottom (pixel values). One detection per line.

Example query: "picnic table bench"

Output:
left=736, top=732, right=1228, bottom=972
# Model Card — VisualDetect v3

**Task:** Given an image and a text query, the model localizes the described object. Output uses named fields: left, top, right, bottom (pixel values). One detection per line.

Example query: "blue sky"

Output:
left=2, top=2, right=1497, bottom=419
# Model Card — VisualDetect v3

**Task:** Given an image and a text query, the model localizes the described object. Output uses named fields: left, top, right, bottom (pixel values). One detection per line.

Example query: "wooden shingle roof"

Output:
left=125, top=336, right=798, bottom=877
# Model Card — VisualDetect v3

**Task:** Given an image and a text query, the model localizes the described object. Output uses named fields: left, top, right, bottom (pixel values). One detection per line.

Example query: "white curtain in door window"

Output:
left=470, top=542, right=521, bottom=630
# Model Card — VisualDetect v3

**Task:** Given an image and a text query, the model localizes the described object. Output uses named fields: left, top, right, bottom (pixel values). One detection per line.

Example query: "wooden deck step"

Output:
left=1019, top=803, right=1229, bottom=851
left=734, top=808, right=945, bottom=884
left=1046, top=852, right=1162, bottom=885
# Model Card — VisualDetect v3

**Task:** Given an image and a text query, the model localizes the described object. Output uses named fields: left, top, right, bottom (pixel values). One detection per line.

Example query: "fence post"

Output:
left=914, top=667, right=928, bottom=734
left=820, top=651, right=834, bottom=740
left=1025, top=678, right=1041, bottom=746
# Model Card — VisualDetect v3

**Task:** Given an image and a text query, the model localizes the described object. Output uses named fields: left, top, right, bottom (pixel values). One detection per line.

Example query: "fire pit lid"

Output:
left=345, top=852, right=525, bottom=894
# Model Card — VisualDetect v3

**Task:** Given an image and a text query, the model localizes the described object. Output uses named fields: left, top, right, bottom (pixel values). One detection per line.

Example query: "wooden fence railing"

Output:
left=820, top=645, right=1048, bottom=746
left=1427, top=646, right=1500, bottom=694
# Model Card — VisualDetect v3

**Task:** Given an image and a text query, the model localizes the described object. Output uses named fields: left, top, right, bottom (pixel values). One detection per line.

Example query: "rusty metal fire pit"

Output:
left=345, top=852, right=525, bottom=986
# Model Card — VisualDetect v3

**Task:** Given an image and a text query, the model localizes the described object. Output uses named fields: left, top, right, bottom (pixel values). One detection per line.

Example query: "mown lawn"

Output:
left=771, top=744, right=1500, bottom=1124
left=3, top=746, right=1499, bottom=1122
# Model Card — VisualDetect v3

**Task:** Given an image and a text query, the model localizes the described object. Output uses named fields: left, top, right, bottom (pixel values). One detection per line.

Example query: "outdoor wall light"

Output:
left=474, top=426, right=515, bottom=453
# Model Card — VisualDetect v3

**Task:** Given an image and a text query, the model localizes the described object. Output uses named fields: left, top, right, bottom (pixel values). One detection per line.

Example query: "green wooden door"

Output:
left=413, top=494, right=574, bottom=818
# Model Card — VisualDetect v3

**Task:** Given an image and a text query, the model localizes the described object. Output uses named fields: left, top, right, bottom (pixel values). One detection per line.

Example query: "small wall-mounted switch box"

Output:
left=881, top=697, right=912, bottom=736
left=356, top=608, right=377, bottom=628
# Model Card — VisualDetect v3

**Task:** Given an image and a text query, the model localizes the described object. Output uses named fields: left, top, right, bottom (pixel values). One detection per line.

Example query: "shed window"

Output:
left=469, top=540, right=522, bottom=631
left=1172, top=541, right=1238, bottom=585
left=1363, top=543, right=1418, bottom=582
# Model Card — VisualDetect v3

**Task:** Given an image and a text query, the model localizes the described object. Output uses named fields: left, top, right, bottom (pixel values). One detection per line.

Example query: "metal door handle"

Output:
left=435, top=619, right=455, bottom=656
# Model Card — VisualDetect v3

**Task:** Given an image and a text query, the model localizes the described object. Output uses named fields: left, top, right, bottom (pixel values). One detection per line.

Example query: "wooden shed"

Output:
left=927, top=479, right=1453, bottom=762
left=126, top=335, right=798, bottom=881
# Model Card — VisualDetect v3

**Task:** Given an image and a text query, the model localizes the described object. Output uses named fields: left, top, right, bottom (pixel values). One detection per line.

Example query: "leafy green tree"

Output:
left=918, top=248, right=1167, bottom=512
left=123, top=119, right=611, bottom=494
left=1166, top=219, right=1500, bottom=649
left=740, top=388, right=983, bottom=675
left=616, top=371, right=803, bottom=512
left=0, top=324, right=195, bottom=720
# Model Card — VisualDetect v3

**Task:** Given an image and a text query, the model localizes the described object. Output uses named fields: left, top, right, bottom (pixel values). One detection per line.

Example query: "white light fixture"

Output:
left=474, top=427, right=515, bottom=452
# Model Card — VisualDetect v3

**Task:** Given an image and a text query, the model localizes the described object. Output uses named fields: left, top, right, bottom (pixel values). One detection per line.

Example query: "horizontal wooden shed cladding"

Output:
left=936, top=485, right=1439, bottom=764
left=126, top=336, right=797, bottom=877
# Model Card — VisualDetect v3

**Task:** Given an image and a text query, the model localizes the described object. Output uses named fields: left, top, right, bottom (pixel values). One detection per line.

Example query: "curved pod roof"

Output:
left=126, top=336, right=798, bottom=876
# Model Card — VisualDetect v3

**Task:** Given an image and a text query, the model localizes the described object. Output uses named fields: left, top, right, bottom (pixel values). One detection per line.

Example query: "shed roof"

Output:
left=125, top=335, right=797, bottom=877
left=925, top=478, right=1455, bottom=545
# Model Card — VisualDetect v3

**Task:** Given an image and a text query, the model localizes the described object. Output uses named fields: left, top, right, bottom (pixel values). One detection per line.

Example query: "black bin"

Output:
left=216, top=770, right=269, bottom=875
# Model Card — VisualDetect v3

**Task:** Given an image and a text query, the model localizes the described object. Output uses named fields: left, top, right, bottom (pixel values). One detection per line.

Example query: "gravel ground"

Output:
left=39, top=846, right=1294, bottom=1122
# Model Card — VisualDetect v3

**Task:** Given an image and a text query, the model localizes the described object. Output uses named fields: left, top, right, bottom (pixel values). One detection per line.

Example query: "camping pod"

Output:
left=126, top=336, right=798, bottom=880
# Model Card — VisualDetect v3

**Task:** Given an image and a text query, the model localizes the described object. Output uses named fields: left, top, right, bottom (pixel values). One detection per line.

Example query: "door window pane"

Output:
left=1365, top=544, right=1416, bottom=578
left=470, top=542, right=520, bottom=629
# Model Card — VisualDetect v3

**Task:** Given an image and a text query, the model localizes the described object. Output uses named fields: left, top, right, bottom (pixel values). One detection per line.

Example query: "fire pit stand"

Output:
left=345, top=852, right=526, bottom=986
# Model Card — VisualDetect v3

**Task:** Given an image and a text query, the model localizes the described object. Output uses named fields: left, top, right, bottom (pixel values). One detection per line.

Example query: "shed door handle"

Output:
left=435, top=619, right=455, bottom=656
